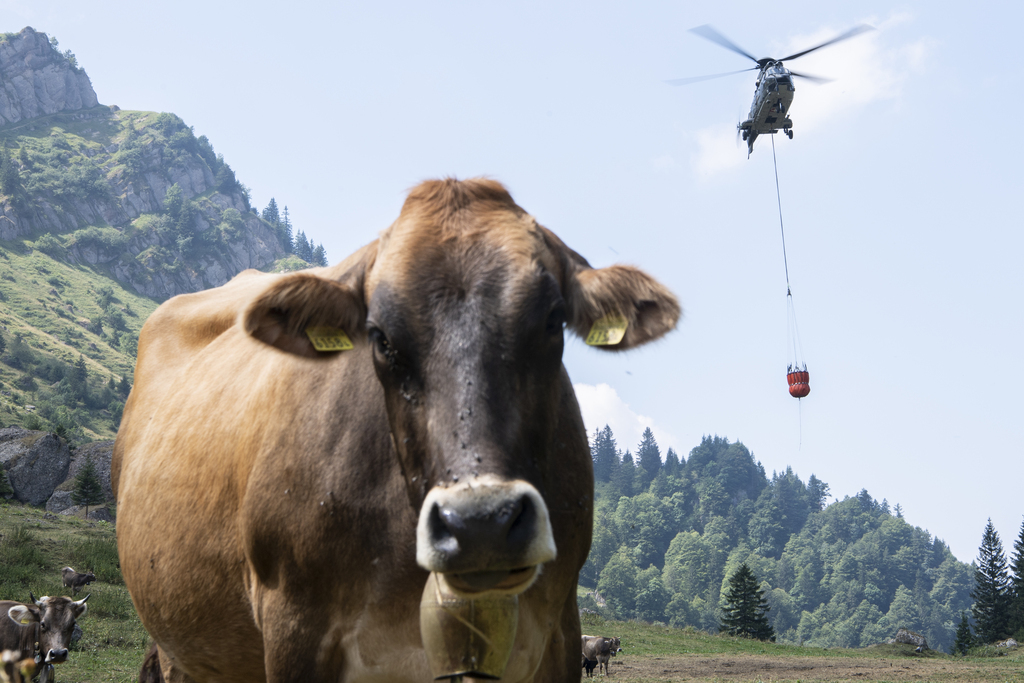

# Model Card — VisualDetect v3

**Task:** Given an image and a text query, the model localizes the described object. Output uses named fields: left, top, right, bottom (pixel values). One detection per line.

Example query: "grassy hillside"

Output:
left=0, top=239, right=154, bottom=440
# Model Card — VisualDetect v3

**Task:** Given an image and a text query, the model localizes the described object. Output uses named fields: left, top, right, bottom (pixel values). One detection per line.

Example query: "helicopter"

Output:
left=669, top=24, right=874, bottom=156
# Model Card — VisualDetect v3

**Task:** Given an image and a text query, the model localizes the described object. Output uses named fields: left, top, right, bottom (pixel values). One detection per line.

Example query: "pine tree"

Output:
left=663, top=447, right=681, bottom=478
left=720, top=563, right=775, bottom=641
left=313, top=243, right=327, bottom=267
left=262, top=198, right=280, bottom=227
left=972, top=518, right=1012, bottom=643
left=1009, top=517, right=1024, bottom=637
left=952, top=611, right=975, bottom=655
left=280, top=205, right=293, bottom=252
left=71, top=455, right=104, bottom=519
left=610, top=449, right=635, bottom=499
left=636, top=427, right=661, bottom=491
left=591, top=426, right=618, bottom=483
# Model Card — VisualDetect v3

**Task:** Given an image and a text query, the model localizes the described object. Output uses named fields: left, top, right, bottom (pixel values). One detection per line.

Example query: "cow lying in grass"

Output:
left=61, top=567, right=95, bottom=596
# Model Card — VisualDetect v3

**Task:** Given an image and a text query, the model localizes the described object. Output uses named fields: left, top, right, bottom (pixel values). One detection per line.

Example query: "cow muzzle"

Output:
left=416, top=476, right=556, bottom=595
left=43, top=648, right=68, bottom=664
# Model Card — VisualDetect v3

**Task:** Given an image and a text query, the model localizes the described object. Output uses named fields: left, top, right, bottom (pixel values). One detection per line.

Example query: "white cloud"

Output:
left=573, top=383, right=677, bottom=457
left=692, top=124, right=747, bottom=177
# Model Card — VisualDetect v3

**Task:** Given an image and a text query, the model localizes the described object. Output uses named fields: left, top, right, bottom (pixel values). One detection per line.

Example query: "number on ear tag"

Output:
left=585, top=313, right=629, bottom=346
left=305, top=326, right=354, bottom=352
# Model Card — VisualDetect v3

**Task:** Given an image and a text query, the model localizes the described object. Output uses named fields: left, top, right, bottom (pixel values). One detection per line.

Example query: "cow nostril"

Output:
left=505, top=494, right=536, bottom=549
left=428, top=503, right=460, bottom=556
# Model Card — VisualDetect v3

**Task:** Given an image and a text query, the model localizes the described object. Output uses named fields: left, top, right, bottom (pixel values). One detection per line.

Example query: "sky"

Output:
left=5, top=0, right=1021, bottom=564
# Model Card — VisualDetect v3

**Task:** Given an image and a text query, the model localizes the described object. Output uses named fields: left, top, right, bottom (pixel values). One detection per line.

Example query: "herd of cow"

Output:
left=0, top=568, right=94, bottom=682
left=7, top=178, right=677, bottom=682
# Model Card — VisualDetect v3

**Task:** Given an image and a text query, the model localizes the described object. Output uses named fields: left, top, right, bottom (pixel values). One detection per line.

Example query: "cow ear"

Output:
left=566, top=264, right=680, bottom=350
left=243, top=272, right=366, bottom=358
left=8, top=604, right=38, bottom=625
left=540, top=226, right=679, bottom=350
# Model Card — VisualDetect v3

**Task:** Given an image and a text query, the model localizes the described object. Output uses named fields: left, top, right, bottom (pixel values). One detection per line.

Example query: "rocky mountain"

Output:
left=0, top=27, right=287, bottom=300
left=0, top=27, right=304, bottom=442
left=0, top=27, right=98, bottom=126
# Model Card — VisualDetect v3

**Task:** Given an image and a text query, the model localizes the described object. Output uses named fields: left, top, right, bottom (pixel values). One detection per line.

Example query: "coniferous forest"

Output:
left=580, top=427, right=985, bottom=653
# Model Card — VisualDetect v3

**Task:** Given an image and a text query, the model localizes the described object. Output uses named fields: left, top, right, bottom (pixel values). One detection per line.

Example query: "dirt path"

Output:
left=599, top=653, right=1024, bottom=682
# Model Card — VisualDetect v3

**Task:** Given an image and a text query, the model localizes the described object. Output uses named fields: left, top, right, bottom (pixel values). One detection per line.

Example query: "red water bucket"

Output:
left=787, top=370, right=810, bottom=398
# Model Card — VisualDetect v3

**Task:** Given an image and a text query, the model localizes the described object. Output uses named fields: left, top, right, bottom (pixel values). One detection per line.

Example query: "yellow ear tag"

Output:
left=585, top=313, right=629, bottom=346
left=304, top=326, right=354, bottom=352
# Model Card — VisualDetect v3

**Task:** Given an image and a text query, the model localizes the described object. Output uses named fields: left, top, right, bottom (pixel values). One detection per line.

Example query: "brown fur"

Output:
left=114, top=178, right=678, bottom=683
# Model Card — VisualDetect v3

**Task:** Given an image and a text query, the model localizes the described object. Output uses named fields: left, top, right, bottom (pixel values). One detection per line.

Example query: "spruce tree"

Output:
left=71, top=455, right=104, bottom=519
left=636, top=427, right=661, bottom=490
left=720, top=563, right=775, bottom=641
left=971, top=518, right=1012, bottom=643
left=610, top=449, right=635, bottom=499
left=281, top=205, right=293, bottom=252
left=1009, top=517, right=1024, bottom=637
left=591, top=426, right=618, bottom=483
left=663, top=447, right=681, bottom=478
left=262, top=198, right=280, bottom=226
left=952, top=611, right=975, bottom=655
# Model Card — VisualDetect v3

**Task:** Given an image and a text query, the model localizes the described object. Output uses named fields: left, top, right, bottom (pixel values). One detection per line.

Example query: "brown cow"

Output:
left=582, top=635, right=622, bottom=676
left=0, top=593, right=89, bottom=681
left=112, top=178, right=680, bottom=683
left=60, top=567, right=95, bottom=596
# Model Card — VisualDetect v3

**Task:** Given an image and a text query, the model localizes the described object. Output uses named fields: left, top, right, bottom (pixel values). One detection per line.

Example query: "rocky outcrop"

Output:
left=0, top=427, right=71, bottom=505
left=0, top=27, right=97, bottom=126
left=0, top=27, right=287, bottom=300
left=58, top=440, right=114, bottom=500
left=889, top=628, right=928, bottom=650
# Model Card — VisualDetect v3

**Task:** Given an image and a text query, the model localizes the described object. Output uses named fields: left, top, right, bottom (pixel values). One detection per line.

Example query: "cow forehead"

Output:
left=367, top=198, right=559, bottom=301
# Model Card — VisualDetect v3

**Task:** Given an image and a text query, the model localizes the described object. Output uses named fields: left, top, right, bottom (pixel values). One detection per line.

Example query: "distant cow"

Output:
left=113, top=177, right=680, bottom=682
left=60, top=567, right=95, bottom=596
left=583, top=635, right=623, bottom=676
left=0, top=593, right=89, bottom=681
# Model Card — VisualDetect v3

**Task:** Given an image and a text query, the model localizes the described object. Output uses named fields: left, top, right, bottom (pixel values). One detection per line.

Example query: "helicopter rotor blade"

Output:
left=777, top=24, right=874, bottom=63
left=788, top=70, right=833, bottom=84
left=665, top=67, right=758, bottom=86
left=689, top=25, right=760, bottom=64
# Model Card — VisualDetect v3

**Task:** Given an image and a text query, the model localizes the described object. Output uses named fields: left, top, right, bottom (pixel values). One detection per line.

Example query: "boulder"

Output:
left=995, top=638, right=1018, bottom=649
left=890, top=628, right=928, bottom=650
left=45, top=489, right=74, bottom=513
left=0, top=428, right=71, bottom=506
left=60, top=440, right=114, bottom=501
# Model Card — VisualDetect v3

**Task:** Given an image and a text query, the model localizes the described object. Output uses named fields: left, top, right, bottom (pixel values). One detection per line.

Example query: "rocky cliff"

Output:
left=0, top=27, right=98, bottom=126
left=0, top=28, right=286, bottom=300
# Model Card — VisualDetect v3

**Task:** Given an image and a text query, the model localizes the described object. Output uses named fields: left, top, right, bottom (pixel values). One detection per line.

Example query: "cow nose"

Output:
left=416, top=476, right=556, bottom=581
left=45, top=648, right=69, bottom=663
left=429, top=492, right=535, bottom=560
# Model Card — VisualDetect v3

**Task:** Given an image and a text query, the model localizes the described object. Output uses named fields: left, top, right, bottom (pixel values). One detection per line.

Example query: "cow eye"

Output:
left=39, top=622, right=48, bottom=632
left=545, top=306, right=567, bottom=336
left=368, top=327, right=393, bottom=360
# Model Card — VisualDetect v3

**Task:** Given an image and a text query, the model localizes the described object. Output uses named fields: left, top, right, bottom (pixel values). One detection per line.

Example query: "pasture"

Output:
left=0, top=502, right=1021, bottom=682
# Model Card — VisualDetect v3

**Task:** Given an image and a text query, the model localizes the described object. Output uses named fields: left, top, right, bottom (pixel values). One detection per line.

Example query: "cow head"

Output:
left=7, top=593, right=89, bottom=666
left=244, top=179, right=679, bottom=597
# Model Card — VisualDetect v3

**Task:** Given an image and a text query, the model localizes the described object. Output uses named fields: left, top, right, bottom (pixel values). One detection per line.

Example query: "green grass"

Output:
left=0, top=503, right=148, bottom=682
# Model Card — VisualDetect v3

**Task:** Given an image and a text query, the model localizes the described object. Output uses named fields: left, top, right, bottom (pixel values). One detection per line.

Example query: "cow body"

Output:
left=0, top=595, right=89, bottom=677
left=113, top=178, right=679, bottom=683
left=61, top=567, right=95, bottom=596
left=582, top=635, right=621, bottom=676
